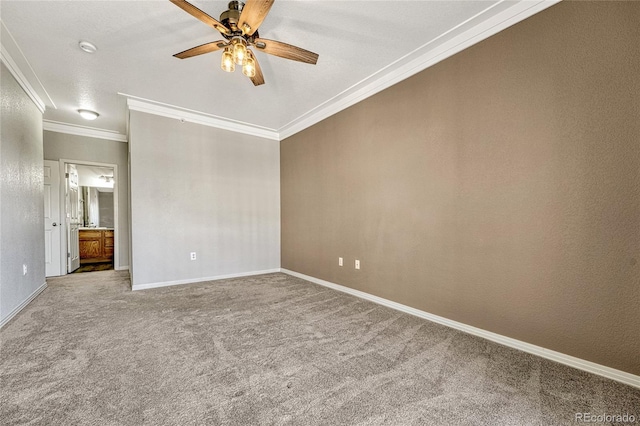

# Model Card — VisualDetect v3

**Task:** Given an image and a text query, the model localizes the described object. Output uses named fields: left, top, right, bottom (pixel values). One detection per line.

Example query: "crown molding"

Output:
left=0, top=21, right=55, bottom=114
left=278, top=0, right=562, bottom=140
left=122, top=94, right=280, bottom=141
left=116, top=0, right=558, bottom=143
left=43, top=120, right=128, bottom=143
left=0, top=46, right=44, bottom=113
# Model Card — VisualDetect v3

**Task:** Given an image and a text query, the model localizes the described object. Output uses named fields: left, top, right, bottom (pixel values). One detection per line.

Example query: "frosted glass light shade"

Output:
left=78, top=109, right=99, bottom=120
left=221, top=47, right=235, bottom=72
left=242, top=54, right=256, bottom=78
left=233, top=39, right=247, bottom=65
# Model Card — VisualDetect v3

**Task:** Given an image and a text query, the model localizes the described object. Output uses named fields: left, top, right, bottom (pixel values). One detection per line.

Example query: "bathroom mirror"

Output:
left=80, top=186, right=114, bottom=228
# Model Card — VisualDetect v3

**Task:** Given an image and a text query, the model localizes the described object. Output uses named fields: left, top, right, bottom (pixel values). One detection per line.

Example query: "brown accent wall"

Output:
left=281, top=1, right=640, bottom=375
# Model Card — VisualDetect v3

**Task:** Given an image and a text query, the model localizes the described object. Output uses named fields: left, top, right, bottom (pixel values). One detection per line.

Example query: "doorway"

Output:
left=75, top=164, right=116, bottom=273
left=47, top=159, right=120, bottom=276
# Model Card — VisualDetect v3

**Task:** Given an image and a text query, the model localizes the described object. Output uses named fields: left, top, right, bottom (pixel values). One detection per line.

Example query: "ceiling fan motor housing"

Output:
left=220, top=1, right=244, bottom=34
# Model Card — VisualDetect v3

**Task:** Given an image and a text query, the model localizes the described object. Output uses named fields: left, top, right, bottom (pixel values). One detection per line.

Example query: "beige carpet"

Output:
left=1, top=271, right=638, bottom=425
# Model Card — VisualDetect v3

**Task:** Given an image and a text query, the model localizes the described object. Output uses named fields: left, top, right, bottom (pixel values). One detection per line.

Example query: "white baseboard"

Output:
left=131, top=268, right=281, bottom=291
left=281, top=269, right=640, bottom=390
left=115, top=265, right=130, bottom=271
left=0, top=281, right=48, bottom=329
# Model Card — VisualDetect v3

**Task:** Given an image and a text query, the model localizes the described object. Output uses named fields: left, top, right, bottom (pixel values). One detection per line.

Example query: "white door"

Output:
left=44, top=160, right=62, bottom=277
left=66, top=164, right=80, bottom=273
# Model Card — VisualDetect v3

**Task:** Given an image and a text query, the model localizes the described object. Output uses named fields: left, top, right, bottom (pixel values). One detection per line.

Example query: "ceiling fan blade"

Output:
left=253, top=38, right=318, bottom=64
left=170, top=0, right=230, bottom=35
left=238, top=0, right=275, bottom=36
left=173, top=41, right=227, bottom=59
left=250, top=52, right=265, bottom=86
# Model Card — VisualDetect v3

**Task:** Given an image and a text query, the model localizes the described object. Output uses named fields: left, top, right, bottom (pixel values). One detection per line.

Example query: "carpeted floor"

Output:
left=1, top=271, right=638, bottom=425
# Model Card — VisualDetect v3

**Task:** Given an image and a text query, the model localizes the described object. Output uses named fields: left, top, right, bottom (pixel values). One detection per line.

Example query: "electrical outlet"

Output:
left=190, top=252, right=197, bottom=261
left=338, top=257, right=343, bottom=266
left=355, top=260, right=360, bottom=270
left=23, top=264, right=28, bottom=275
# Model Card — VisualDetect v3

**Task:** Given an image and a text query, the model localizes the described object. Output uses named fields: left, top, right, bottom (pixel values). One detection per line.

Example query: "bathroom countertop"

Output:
left=79, top=227, right=114, bottom=231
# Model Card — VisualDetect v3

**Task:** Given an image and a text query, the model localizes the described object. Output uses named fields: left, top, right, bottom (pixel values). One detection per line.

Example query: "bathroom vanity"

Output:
left=79, top=228, right=114, bottom=264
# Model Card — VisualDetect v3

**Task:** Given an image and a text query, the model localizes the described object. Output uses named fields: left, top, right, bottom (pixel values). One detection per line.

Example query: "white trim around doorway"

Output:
left=57, top=159, right=121, bottom=273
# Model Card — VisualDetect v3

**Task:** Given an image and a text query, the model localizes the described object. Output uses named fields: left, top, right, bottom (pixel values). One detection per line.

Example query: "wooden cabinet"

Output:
left=79, top=229, right=114, bottom=264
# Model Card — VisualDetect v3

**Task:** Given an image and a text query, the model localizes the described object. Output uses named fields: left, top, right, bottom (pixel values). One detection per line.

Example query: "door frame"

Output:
left=57, top=159, right=120, bottom=273
left=44, top=160, right=62, bottom=277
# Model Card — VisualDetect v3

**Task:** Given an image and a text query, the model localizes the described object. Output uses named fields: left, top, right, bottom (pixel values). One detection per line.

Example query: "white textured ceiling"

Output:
left=1, top=0, right=544, bottom=137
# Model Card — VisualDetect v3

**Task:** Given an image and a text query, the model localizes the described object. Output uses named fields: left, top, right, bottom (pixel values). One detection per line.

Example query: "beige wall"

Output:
left=1, top=63, right=45, bottom=325
left=43, top=131, right=130, bottom=269
left=281, top=2, right=640, bottom=375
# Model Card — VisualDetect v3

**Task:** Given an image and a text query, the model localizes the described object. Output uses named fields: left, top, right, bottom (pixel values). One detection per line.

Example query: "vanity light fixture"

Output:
left=78, top=41, right=97, bottom=54
left=78, top=109, right=99, bottom=120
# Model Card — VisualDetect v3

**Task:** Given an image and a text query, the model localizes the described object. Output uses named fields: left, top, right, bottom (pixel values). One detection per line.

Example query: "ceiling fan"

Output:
left=170, top=0, right=319, bottom=86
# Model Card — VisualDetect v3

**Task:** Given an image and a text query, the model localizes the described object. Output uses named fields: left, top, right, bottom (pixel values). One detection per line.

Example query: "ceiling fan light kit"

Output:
left=170, top=0, right=319, bottom=86
left=242, top=51, right=256, bottom=78
left=221, top=46, right=235, bottom=72
left=231, top=37, right=247, bottom=65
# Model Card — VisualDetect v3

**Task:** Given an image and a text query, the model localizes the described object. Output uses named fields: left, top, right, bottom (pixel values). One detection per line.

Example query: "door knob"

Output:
left=52, top=222, right=58, bottom=226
